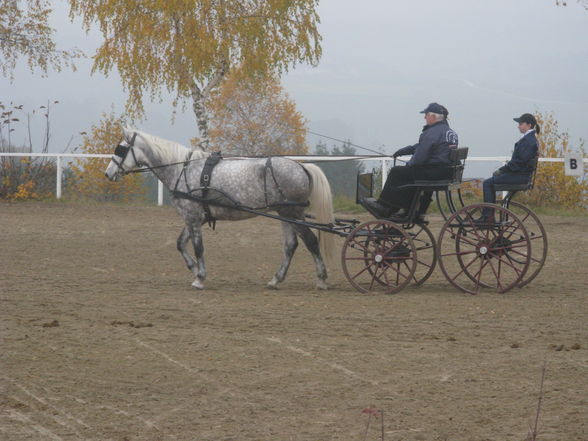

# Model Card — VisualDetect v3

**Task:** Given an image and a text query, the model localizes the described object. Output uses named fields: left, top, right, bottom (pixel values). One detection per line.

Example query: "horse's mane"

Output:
left=133, top=129, right=208, bottom=163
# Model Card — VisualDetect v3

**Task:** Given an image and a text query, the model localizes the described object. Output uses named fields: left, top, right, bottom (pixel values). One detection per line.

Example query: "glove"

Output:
left=393, top=146, right=411, bottom=157
left=492, top=166, right=508, bottom=177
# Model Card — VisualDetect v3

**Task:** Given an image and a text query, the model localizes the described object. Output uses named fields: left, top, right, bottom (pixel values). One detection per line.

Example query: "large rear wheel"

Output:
left=437, top=203, right=531, bottom=294
left=500, top=200, right=548, bottom=288
left=410, top=223, right=437, bottom=286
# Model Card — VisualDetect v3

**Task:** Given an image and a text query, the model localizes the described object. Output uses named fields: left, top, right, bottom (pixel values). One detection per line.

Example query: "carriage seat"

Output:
left=400, top=147, right=469, bottom=190
left=493, top=155, right=539, bottom=193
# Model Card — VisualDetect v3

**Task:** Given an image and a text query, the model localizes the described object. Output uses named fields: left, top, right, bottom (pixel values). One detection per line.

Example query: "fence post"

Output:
left=381, top=158, right=388, bottom=190
left=158, top=180, right=163, bottom=206
left=56, top=155, right=62, bottom=199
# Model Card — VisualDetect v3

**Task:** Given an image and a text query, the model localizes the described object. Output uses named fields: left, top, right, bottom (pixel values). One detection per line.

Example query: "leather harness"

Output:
left=171, top=153, right=308, bottom=229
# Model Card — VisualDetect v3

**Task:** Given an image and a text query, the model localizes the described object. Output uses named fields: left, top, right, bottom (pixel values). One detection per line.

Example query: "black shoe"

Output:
left=359, top=197, right=390, bottom=218
left=472, top=215, right=493, bottom=228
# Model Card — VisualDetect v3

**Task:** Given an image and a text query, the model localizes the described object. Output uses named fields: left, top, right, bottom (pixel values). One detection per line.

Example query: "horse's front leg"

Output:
left=294, top=224, right=328, bottom=290
left=177, top=225, right=196, bottom=273
left=267, top=222, right=298, bottom=289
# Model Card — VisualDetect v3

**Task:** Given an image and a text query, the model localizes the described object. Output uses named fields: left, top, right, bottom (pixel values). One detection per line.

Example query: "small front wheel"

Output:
left=341, top=220, right=417, bottom=294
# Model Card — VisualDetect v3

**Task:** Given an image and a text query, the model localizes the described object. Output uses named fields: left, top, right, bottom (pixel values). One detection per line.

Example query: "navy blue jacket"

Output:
left=394, top=120, right=458, bottom=166
left=502, top=131, right=539, bottom=174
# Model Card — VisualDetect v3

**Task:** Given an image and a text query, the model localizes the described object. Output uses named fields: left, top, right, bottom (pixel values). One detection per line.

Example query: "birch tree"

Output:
left=0, top=0, right=81, bottom=79
left=68, top=0, right=322, bottom=148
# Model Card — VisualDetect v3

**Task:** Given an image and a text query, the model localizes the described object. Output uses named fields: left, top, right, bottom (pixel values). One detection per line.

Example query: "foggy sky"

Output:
left=2, top=0, right=587, bottom=176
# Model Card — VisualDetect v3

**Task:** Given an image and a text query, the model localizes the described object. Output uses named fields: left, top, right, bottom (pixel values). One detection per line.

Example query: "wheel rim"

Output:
left=437, top=203, right=531, bottom=294
left=500, top=200, right=548, bottom=287
left=341, top=220, right=417, bottom=294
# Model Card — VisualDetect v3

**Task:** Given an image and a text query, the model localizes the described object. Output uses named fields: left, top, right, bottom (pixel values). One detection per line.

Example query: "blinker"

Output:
left=114, top=145, right=129, bottom=158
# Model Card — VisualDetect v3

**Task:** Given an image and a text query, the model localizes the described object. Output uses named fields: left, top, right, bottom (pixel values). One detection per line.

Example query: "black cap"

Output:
left=513, top=113, right=537, bottom=125
left=420, top=102, right=446, bottom=115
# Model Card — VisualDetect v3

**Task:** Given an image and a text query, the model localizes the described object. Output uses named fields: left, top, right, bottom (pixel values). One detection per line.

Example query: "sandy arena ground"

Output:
left=1, top=202, right=587, bottom=441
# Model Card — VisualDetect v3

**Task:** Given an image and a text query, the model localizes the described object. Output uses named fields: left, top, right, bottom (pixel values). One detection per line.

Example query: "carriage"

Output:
left=106, top=129, right=547, bottom=294
left=338, top=149, right=547, bottom=294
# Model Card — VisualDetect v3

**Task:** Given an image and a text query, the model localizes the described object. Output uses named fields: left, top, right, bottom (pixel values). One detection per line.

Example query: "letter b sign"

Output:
left=565, top=153, right=583, bottom=177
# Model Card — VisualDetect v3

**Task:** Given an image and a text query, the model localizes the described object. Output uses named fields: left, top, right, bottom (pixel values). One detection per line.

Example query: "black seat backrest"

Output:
left=450, top=147, right=468, bottom=184
left=356, top=172, right=374, bottom=203
left=527, top=155, right=539, bottom=190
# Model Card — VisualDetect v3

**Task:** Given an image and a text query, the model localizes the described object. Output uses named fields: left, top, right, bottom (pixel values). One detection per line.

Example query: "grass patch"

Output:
left=333, top=194, right=366, bottom=214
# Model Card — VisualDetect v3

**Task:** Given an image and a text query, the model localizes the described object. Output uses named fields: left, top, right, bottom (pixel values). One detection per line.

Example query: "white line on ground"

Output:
left=4, top=377, right=91, bottom=432
left=6, top=409, right=64, bottom=441
left=266, top=337, right=380, bottom=387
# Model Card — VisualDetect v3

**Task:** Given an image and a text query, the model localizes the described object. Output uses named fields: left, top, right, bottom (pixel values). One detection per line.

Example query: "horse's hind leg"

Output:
left=294, top=224, right=328, bottom=290
left=176, top=224, right=206, bottom=289
left=267, top=222, right=298, bottom=289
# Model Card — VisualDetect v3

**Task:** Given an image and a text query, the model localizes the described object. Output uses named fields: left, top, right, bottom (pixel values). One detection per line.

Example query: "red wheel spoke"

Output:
left=486, top=258, right=504, bottom=291
left=381, top=265, right=391, bottom=287
left=441, top=249, right=478, bottom=258
left=462, top=211, right=486, bottom=242
left=350, top=261, right=377, bottom=281
left=529, top=234, right=545, bottom=241
left=504, top=247, right=530, bottom=259
left=349, top=237, right=371, bottom=252
left=402, top=260, right=417, bottom=282
left=453, top=231, right=479, bottom=248
left=416, top=259, right=432, bottom=268
left=472, top=258, right=490, bottom=293
left=381, top=260, right=411, bottom=281
left=451, top=254, right=480, bottom=282
left=368, top=265, right=379, bottom=290
left=494, top=254, right=524, bottom=277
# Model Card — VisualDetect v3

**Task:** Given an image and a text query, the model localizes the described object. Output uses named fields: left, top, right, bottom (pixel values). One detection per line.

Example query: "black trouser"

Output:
left=482, top=172, right=530, bottom=216
left=378, top=165, right=453, bottom=212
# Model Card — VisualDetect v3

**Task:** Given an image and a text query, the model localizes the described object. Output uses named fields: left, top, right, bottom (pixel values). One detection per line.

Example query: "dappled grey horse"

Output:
left=104, top=127, right=336, bottom=290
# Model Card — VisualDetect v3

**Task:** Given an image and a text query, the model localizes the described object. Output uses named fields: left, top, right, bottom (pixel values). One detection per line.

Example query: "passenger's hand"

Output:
left=493, top=167, right=506, bottom=177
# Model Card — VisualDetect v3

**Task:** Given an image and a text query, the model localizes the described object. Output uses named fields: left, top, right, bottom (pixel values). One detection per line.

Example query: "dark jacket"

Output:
left=394, top=120, right=458, bottom=166
left=501, top=131, right=539, bottom=174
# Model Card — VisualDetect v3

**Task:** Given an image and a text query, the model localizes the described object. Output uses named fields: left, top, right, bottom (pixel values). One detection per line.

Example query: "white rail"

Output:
left=1, top=152, right=584, bottom=206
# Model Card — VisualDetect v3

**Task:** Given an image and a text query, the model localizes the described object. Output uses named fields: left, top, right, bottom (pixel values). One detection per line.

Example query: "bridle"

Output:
left=111, top=132, right=139, bottom=175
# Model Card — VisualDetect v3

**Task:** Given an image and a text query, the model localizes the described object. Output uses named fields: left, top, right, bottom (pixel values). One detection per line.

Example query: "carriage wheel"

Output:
left=499, top=200, right=548, bottom=287
left=410, top=224, right=437, bottom=286
left=437, top=203, right=531, bottom=294
left=341, top=220, right=417, bottom=294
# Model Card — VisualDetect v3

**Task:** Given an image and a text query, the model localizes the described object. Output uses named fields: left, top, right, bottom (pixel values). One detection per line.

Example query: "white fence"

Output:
left=0, top=152, right=584, bottom=206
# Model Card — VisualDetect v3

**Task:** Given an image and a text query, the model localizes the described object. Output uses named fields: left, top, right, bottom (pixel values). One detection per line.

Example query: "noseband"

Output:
left=111, top=132, right=138, bottom=174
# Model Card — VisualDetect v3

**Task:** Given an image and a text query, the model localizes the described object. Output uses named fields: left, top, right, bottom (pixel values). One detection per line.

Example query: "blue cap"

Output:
left=420, top=103, right=446, bottom=115
left=513, top=113, right=537, bottom=125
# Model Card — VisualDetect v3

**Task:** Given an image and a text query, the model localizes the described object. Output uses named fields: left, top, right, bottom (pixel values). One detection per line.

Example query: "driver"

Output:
left=361, top=102, right=458, bottom=218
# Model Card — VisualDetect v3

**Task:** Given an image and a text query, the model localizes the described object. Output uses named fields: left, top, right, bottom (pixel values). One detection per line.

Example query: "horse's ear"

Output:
left=122, top=125, right=137, bottom=142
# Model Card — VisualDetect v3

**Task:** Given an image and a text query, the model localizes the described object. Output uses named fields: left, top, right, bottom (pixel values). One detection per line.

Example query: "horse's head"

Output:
left=105, top=127, right=147, bottom=181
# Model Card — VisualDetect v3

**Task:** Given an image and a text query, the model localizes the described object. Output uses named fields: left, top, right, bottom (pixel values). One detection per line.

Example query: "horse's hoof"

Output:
left=191, top=279, right=205, bottom=290
left=316, top=280, right=328, bottom=290
left=267, top=277, right=279, bottom=290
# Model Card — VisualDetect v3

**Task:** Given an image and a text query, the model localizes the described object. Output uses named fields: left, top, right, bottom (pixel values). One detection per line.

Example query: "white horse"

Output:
left=105, top=127, right=336, bottom=290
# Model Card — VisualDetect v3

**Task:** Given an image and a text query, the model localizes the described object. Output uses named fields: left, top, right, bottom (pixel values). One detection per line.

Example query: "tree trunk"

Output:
left=190, top=85, right=211, bottom=150
left=190, top=65, right=227, bottom=150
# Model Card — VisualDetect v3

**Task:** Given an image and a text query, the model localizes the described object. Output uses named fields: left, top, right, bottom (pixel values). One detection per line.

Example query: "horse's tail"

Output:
left=302, top=163, right=337, bottom=265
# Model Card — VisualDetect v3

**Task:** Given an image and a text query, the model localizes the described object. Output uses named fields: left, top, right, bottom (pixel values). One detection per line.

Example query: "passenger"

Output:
left=361, top=102, right=458, bottom=219
left=477, top=113, right=540, bottom=223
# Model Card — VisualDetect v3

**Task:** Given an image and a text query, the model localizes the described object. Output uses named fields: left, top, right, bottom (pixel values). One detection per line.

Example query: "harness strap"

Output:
left=199, top=152, right=223, bottom=228
left=265, top=157, right=288, bottom=205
